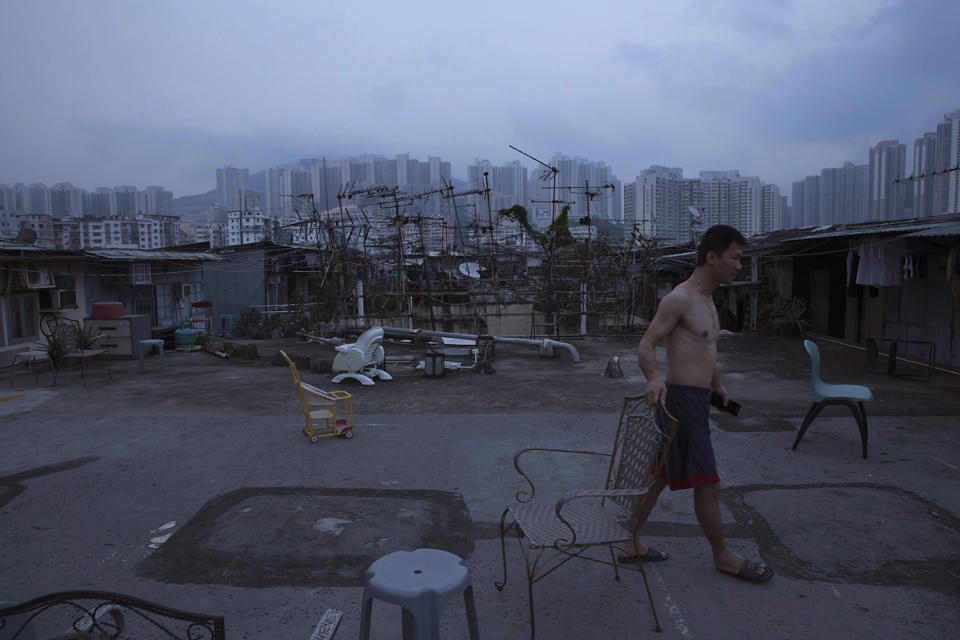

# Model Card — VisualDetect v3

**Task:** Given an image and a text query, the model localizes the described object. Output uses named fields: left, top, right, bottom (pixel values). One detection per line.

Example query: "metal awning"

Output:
left=902, top=221, right=960, bottom=238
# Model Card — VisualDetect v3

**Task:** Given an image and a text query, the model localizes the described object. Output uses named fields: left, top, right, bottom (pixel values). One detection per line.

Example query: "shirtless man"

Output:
left=617, top=224, right=774, bottom=584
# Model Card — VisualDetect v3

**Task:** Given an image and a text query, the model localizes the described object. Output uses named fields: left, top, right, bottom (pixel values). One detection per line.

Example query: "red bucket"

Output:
left=90, top=302, right=125, bottom=318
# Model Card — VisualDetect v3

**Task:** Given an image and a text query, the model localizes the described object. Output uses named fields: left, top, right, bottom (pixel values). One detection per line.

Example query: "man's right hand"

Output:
left=644, top=378, right=666, bottom=407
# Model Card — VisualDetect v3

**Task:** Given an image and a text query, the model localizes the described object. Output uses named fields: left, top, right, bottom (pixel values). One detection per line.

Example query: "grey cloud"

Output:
left=747, top=0, right=960, bottom=142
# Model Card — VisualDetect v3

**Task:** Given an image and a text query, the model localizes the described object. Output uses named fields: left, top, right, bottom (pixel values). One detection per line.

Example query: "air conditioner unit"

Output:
left=20, top=263, right=55, bottom=289
left=132, top=263, right=152, bottom=284
left=58, top=289, right=78, bottom=309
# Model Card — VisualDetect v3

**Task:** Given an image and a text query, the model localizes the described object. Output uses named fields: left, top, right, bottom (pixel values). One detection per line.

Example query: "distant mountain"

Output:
left=172, top=189, right=216, bottom=223
left=250, top=170, right=265, bottom=192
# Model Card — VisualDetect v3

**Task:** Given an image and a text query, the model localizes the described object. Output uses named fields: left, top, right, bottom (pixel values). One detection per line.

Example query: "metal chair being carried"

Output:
left=495, top=397, right=678, bottom=639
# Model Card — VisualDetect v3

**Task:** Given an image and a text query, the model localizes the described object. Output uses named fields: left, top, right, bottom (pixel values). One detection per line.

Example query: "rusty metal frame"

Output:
left=0, top=590, right=226, bottom=639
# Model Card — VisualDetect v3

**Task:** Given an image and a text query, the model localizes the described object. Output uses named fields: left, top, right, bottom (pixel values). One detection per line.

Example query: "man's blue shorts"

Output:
left=657, top=382, right=720, bottom=491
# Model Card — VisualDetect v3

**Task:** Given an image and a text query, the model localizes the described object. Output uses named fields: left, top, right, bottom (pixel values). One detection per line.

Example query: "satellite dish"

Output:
left=458, top=261, right=482, bottom=278
left=15, top=228, right=38, bottom=244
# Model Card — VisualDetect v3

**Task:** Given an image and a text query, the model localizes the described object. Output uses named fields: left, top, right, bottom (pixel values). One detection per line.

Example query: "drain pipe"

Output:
left=361, top=327, right=581, bottom=363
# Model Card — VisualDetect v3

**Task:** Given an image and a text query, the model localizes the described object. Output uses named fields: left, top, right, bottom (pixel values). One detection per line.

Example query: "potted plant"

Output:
left=770, top=297, right=808, bottom=338
left=74, top=323, right=105, bottom=350
left=42, top=335, right=66, bottom=368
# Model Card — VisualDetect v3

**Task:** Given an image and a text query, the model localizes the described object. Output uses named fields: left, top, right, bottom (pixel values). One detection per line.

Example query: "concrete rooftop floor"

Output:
left=2, top=333, right=959, bottom=639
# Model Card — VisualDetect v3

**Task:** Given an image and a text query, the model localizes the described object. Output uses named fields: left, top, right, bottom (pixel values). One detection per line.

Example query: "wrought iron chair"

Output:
left=496, top=397, right=678, bottom=639
left=0, top=590, right=225, bottom=639
left=47, top=317, right=110, bottom=386
left=793, top=339, right=873, bottom=459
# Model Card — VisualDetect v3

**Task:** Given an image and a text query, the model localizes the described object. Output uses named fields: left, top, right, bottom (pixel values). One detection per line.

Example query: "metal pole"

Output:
left=357, top=279, right=365, bottom=323
left=580, top=281, right=587, bottom=336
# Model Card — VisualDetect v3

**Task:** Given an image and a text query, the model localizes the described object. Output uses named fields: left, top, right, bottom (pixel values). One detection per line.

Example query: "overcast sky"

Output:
left=2, top=0, right=958, bottom=198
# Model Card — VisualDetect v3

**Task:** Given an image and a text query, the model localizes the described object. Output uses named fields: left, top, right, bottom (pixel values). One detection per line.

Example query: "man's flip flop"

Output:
left=717, top=559, right=774, bottom=584
left=617, top=548, right=669, bottom=564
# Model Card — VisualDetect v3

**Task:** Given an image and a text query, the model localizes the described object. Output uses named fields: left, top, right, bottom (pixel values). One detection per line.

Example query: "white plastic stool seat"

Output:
left=10, top=350, right=57, bottom=387
left=138, top=339, right=166, bottom=374
left=359, top=548, right=480, bottom=640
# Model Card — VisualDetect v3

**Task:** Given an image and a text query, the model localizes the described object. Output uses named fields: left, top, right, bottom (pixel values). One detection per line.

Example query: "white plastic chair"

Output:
left=331, top=327, right=393, bottom=386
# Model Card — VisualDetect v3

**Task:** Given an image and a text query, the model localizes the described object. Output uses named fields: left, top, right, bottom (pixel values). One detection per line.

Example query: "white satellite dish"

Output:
left=458, top=261, right=482, bottom=278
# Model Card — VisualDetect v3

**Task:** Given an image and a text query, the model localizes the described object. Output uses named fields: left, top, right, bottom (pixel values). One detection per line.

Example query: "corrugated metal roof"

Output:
left=0, top=240, right=72, bottom=253
left=785, top=222, right=941, bottom=241
left=83, top=248, right=222, bottom=261
left=902, top=221, right=960, bottom=238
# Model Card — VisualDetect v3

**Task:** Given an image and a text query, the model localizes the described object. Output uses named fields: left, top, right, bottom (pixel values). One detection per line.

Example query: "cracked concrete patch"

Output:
left=137, top=487, right=474, bottom=588
left=724, top=483, right=960, bottom=597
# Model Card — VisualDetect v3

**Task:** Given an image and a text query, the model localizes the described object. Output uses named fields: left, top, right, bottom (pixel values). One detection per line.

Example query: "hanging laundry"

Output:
left=856, top=239, right=906, bottom=287
left=902, top=255, right=914, bottom=280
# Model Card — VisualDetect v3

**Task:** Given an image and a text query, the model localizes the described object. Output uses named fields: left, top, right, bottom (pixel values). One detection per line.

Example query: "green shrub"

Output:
left=234, top=307, right=280, bottom=339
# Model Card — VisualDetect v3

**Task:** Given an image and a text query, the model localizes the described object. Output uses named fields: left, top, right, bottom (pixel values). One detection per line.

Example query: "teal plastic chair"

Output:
left=793, top=340, right=873, bottom=459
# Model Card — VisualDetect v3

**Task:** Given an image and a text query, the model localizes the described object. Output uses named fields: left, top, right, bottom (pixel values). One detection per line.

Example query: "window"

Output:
left=132, top=263, right=152, bottom=284
left=2, top=292, right=39, bottom=346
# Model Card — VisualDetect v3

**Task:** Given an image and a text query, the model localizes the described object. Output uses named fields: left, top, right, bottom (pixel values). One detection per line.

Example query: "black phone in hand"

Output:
left=710, top=392, right=741, bottom=416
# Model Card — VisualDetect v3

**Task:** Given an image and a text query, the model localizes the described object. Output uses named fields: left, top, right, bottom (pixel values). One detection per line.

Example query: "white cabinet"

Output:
left=84, top=314, right=151, bottom=357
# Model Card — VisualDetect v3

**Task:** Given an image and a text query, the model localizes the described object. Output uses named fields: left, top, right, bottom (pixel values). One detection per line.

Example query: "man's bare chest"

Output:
left=681, top=297, right=719, bottom=340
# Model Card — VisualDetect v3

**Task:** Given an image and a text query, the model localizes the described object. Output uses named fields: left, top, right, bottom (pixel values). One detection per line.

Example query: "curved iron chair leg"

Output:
left=608, top=544, right=621, bottom=580
left=792, top=401, right=824, bottom=450
left=857, top=401, right=869, bottom=459
left=495, top=508, right=511, bottom=591
left=637, top=561, right=662, bottom=632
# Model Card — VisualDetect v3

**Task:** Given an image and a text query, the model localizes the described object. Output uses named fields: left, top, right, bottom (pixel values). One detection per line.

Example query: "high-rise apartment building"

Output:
left=622, top=182, right=636, bottom=225
left=633, top=166, right=683, bottom=238
left=466, top=159, right=530, bottom=228
left=868, top=140, right=906, bottom=221
left=280, top=168, right=311, bottom=217
left=0, top=184, right=16, bottom=214
left=216, top=166, right=250, bottom=210
left=790, top=161, right=868, bottom=227
left=310, top=161, right=343, bottom=214
left=547, top=153, right=622, bottom=224
left=143, top=186, right=173, bottom=215
left=761, top=185, right=783, bottom=232
left=50, top=182, right=85, bottom=217
left=88, top=188, right=115, bottom=217
left=913, top=132, right=938, bottom=218
left=27, top=183, right=51, bottom=215
left=802, top=175, right=820, bottom=226
left=628, top=167, right=778, bottom=242
left=265, top=166, right=284, bottom=216
left=114, top=186, right=139, bottom=217
left=941, top=110, right=960, bottom=214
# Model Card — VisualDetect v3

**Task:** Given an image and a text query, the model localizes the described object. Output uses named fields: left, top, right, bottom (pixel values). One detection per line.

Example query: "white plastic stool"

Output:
left=359, top=548, right=480, bottom=640
left=138, top=339, right=166, bottom=374
left=10, top=351, right=57, bottom=387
